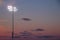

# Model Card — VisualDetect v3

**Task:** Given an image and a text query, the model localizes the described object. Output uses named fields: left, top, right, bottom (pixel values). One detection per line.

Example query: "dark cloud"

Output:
left=21, top=18, right=31, bottom=21
left=36, top=35, right=54, bottom=39
left=42, top=36, right=54, bottom=38
left=32, top=28, right=44, bottom=31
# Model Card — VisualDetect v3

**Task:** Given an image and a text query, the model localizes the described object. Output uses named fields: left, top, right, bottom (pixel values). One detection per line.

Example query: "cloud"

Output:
left=21, top=18, right=31, bottom=21
left=15, top=31, right=33, bottom=38
left=36, top=35, right=54, bottom=38
left=32, top=28, right=44, bottom=31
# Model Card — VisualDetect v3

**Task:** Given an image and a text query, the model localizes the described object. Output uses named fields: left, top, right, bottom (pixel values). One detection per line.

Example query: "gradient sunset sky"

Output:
left=0, top=0, right=60, bottom=36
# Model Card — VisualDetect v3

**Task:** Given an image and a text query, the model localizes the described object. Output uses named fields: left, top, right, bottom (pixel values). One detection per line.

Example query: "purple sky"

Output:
left=0, top=0, right=60, bottom=36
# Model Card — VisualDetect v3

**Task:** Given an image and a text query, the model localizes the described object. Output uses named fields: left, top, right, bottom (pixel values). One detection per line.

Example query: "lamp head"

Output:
left=7, top=5, right=18, bottom=12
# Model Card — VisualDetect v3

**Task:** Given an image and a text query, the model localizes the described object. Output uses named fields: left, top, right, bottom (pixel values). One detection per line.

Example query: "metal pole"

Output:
left=12, top=9, right=14, bottom=40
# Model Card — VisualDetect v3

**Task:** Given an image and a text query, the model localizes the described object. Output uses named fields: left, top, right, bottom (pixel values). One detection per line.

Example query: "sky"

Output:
left=0, top=0, right=60, bottom=36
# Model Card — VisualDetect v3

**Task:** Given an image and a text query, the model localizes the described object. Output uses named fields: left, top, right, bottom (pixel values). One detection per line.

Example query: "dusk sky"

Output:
left=0, top=0, right=60, bottom=36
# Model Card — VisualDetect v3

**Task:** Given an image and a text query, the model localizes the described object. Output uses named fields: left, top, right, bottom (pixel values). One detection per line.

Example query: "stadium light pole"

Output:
left=7, top=5, right=17, bottom=40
